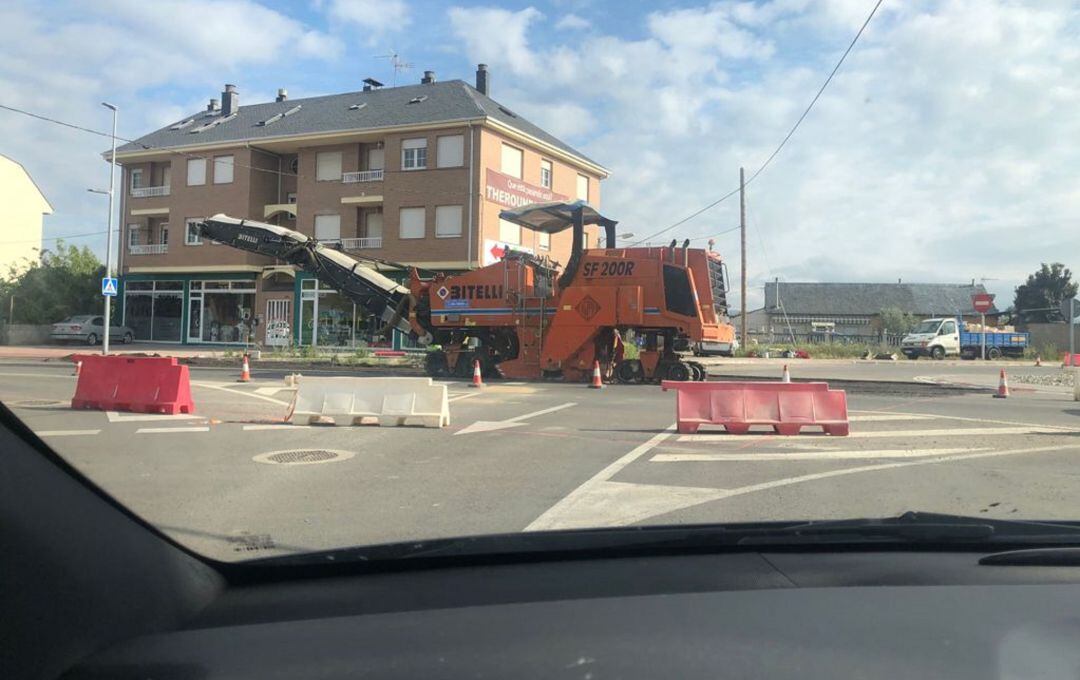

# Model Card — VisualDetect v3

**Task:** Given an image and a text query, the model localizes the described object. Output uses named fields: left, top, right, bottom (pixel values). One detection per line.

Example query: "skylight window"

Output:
left=348, top=103, right=368, bottom=111
left=189, top=112, right=238, bottom=134
left=408, top=95, right=428, bottom=104
left=170, top=118, right=195, bottom=130
left=258, top=104, right=302, bottom=126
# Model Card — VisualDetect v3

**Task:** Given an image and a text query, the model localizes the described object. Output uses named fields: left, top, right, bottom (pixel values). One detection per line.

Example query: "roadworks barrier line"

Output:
left=71, top=354, right=194, bottom=415
left=288, top=377, right=449, bottom=428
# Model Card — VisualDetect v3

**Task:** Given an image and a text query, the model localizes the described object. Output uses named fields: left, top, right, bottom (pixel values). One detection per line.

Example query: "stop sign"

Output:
left=972, top=293, right=994, bottom=313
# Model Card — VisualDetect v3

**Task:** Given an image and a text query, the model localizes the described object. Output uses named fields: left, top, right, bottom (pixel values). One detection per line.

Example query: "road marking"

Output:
left=0, top=372, right=74, bottom=379
left=106, top=411, right=203, bottom=423
left=525, top=425, right=678, bottom=531
left=848, top=414, right=935, bottom=422
left=254, top=386, right=293, bottom=396
left=455, top=402, right=577, bottom=435
left=242, top=424, right=317, bottom=430
left=37, top=429, right=101, bottom=437
left=651, top=448, right=986, bottom=462
left=448, top=392, right=480, bottom=403
left=135, top=426, right=210, bottom=434
left=193, top=382, right=292, bottom=406
left=852, top=409, right=1080, bottom=432
left=675, top=426, right=1062, bottom=443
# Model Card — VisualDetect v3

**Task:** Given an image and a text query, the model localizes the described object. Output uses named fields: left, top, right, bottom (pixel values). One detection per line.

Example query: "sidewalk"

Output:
left=0, top=343, right=235, bottom=361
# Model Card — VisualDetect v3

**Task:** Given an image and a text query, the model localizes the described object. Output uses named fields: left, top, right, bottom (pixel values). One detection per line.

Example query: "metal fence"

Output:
left=745, top=331, right=907, bottom=347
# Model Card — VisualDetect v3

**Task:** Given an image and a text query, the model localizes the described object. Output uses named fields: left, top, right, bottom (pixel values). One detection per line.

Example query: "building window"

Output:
left=436, top=135, right=464, bottom=168
left=130, top=168, right=144, bottom=190
left=124, top=280, right=183, bottom=342
left=185, top=218, right=203, bottom=245
left=314, top=214, right=341, bottom=241
left=399, top=207, right=425, bottom=239
left=498, top=218, right=520, bottom=245
left=286, top=192, right=297, bottom=203
left=435, top=205, right=463, bottom=238
left=501, top=143, right=523, bottom=178
left=540, top=159, right=552, bottom=188
left=538, top=231, right=550, bottom=250
left=213, top=155, right=234, bottom=184
left=159, top=224, right=169, bottom=245
left=127, top=225, right=140, bottom=248
left=367, top=146, right=385, bottom=170
left=576, top=173, right=589, bottom=201
left=401, top=138, right=427, bottom=170
left=187, top=158, right=206, bottom=186
left=316, top=151, right=343, bottom=181
left=363, top=210, right=383, bottom=238
left=187, top=280, right=256, bottom=343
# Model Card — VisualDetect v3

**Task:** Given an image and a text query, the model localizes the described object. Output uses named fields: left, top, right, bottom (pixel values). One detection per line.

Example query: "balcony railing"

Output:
left=342, top=169, right=384, bottom=183
left=129, top=244, right=168, bottom=255
left=130, top=185, right=170, bottom=198
left=341, top=237, right=383, bottom=250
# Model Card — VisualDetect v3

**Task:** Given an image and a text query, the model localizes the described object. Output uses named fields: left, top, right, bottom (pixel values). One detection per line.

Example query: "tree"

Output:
left=1, top=242, right=106, bottom=324
left=879, top=306, right=917, bottom=334
left=1013, top=263, right=1078, bottom=323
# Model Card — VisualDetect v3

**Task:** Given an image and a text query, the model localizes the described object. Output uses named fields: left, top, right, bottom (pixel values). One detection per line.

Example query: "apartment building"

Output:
left=112, top=66, right=608, bottom=347
left=0, top=154, right=52, bottom=275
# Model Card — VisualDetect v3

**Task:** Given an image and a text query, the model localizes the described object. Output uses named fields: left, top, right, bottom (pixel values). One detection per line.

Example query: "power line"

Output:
left=630, top=0, right=885, bottom=246
left=0, top=228, right=119, bottom=246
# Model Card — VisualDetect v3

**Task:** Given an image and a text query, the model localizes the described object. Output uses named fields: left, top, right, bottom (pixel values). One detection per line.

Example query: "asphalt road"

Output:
left=3, top=360, right=1080, bottom=562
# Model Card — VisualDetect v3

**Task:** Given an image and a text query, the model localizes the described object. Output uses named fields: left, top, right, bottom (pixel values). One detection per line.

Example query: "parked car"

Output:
left=50, top=315, right=134, bottom=345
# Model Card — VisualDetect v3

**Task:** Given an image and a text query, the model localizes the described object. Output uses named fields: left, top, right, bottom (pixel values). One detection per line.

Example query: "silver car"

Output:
left=50, top=315, right=134, bottom=345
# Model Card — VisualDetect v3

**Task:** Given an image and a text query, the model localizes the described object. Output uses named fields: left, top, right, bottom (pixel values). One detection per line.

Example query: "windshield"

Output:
left=3, top=0, right=1080, bottom=564
left=912, top=320, right=941, bottom=334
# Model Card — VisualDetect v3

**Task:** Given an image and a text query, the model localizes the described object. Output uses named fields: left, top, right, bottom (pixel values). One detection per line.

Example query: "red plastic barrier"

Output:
left=661, top=380, right=848, bottom=436
left=1063, top=353, right=1080, bottom=367
left=71, top=355, right=194, bottom=414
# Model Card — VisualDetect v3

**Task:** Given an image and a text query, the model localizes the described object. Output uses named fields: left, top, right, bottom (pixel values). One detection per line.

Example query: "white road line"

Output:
left=37, top=429, right=101, bottom=437
left=848, top=414, right=935, bottom=422
left=651, top=448, right=987, bottom=462
left=135, top=426, right=210, bottom=434
left=851, top=409, right=1080, bottom=433
left=242, top=424, right=314, bottom=430
left=254, top=386, right=293, bottom=396
left=454, top=402, right=577, bottom=435
left=106, top=411, right=203, bottom=423
left=675, top=426, right=1062, bottom=443
left=448, top=392, right=480, bottom=403
left=0, top=372, right=74, bottom=378
left=193, top=382, right=292, bottom=406
left=525, top=425, right=676, bottom=531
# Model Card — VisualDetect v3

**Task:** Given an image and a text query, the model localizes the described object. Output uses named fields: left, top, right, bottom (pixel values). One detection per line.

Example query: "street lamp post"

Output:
left=101, top=103, right=118, bottom=354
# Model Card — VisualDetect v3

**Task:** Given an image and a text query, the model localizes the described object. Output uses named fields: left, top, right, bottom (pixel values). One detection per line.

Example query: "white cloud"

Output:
left=448, top=7, right=543, bottom=76
left=444, top=1, right=1080, bottom=307
left=555, top=14, right=589, bottom=31
left=327, top=0, right=409, bottom=34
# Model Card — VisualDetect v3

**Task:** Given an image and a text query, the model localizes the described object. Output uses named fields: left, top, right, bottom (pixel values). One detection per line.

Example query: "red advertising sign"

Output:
left=971, top=293, right=994, bottom=313
left=485, top=169, right=567, bottom=209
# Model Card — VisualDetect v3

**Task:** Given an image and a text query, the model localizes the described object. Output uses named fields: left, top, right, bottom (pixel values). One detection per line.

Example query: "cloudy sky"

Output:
left=1, top=0, right=1077, bottom=308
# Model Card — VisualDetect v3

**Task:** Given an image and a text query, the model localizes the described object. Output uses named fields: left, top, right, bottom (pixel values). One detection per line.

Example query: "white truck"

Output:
left=900, top=317, right=1029, bottom=360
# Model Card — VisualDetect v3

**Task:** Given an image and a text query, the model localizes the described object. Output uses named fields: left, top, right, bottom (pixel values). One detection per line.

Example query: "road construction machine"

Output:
left=199, top=201, right=736, bottom=383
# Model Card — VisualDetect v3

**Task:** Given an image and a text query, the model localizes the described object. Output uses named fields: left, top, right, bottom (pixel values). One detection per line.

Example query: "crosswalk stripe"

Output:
left=135, top=426, right=210, bottom=434
left=37, top=429, right=101, bottom=437
left=848, top=414, right=935, bottom=422
left=652, top=448, right=986, bottom=462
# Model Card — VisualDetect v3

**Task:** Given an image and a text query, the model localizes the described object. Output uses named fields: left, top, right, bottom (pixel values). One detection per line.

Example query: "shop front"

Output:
left=120, top=272, right=259, bottom=345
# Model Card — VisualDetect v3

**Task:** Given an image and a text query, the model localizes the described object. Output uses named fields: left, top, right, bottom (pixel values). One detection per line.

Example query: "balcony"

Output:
left=129, top=244, right=168, bottom=255
left=342, top=169, right=384, bottom=183
left=130, top=185, right=170, bottom=198
left=341, top=237, right=382, bottom=250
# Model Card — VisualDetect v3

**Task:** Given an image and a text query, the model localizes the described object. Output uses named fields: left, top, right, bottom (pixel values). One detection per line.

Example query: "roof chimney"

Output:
left=421, top=70, right=436, bottom=85
left=276, top=88, right=288, bottom=102
left=221, top=83, right=239, bottom=116
left=362, top=77, right=383, bottom=92
left=207, top=98, right=220, bottom=112
left=475, top=63, right=489, bottom=95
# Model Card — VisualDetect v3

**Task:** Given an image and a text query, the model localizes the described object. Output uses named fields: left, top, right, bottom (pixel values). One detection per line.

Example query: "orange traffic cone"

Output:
left=238, top=354, right=251, bottom=383
left=72, top=360, right=82, bottom=377
left=470, top=359, right=483, bottom=388
left=781, top=364, right=791, bottom=383
left=993, top=368, right=1009, bottom=399
left=589, top=360, right=603, bottom=389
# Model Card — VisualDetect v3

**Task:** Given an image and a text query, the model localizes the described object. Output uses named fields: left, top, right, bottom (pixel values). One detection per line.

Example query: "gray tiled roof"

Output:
left=763, top=282, right=1000, bottom=316
left=116, top=80, right=603, bottom=169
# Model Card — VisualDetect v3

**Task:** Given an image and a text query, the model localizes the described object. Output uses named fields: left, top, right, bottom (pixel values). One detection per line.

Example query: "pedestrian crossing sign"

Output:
left=101, top=277, right=118, bottom=297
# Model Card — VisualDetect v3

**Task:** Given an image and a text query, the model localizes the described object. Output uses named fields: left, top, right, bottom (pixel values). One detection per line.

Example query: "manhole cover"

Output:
left=10, top=399, right=67, bottom=408
left=253, top=448, right=357, bottom=465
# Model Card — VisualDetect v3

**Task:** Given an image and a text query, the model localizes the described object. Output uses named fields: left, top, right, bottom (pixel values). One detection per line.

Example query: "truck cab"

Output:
left=901, top=317, right=959, bottom=360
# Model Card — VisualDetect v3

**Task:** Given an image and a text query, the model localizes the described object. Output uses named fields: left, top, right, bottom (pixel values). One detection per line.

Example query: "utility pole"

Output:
left=102, top=102, right=118, bottom=355
left=739, top=167, right=747, bottom=348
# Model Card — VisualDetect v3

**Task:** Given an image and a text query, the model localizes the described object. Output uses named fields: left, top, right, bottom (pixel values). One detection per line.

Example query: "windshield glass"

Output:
left=3, top=0, right=1080, bottom=563
left=912, top=320, right=941, bottom=334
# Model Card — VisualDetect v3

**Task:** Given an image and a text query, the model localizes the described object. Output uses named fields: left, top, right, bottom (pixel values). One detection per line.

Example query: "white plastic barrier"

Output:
left=288, top=377, right=449, bottom=428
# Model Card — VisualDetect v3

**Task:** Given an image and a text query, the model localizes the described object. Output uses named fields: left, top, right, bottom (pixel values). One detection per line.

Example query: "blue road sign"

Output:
left=101, top=277, right=118, bottom=297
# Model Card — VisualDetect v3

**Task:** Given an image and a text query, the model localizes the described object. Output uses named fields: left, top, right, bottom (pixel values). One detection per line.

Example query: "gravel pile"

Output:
left=1012, top=372, right=1076, bottom=387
